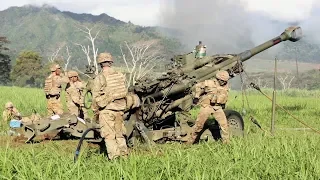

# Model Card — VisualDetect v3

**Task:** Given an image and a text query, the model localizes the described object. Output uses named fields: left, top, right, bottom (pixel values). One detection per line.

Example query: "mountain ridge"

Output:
left=0, top=4, right=181, bottom=68
left=0, top=4, right=319, bottom=68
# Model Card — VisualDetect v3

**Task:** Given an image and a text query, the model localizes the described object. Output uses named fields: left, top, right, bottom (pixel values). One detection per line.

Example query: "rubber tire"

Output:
left=207, top=109, right=244, bottom=140
left=84, top=91, right=92, bottom=109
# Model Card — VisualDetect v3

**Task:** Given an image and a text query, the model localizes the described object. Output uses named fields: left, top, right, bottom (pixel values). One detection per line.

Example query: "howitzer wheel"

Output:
left=207, top=109, right=244, bottom=140
left=84, top=91, right=92, bottom=109
left=225, top=110, right=244, bottom=137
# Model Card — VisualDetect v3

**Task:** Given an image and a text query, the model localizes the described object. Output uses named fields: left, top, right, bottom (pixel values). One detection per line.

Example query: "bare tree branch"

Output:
left=48, top=45, right=63, bottom=62
left=63, top=46, right=72, bottom=71
left=278, top=73, right=295, bottom=90
left=73, top=23, right=103, bottom=75
left=72, top=66, right=92, bottom=78
left=119, top=39, right=163, bottom=88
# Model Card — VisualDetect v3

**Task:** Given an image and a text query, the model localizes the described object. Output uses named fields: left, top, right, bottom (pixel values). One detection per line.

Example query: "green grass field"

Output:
left=0, top=86, right=319, bottom=179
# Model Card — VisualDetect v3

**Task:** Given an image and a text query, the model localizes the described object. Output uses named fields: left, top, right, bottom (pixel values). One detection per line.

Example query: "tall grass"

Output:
left=0, top=86, right=319, bottom=179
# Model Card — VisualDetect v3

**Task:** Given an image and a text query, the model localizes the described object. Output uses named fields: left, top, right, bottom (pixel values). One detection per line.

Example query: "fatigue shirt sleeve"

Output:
left=193, top=81, right=206, bottom=98
left=91, top=74, right=106, bottom=108
left=12, top=108, right=22, bottom=120
left=77, top=82, right=86, bottom=106
left=69, top=84, right=81, bottom=105
left=2, top=111, right=9, bottom=123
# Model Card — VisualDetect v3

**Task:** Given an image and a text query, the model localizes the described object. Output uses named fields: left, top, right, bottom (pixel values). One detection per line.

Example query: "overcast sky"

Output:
left=0, top=0, right=319, bottom=26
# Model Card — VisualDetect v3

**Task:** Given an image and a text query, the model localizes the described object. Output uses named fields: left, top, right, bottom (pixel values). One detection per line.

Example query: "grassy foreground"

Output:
left=0, top=86, right=319, bottom=179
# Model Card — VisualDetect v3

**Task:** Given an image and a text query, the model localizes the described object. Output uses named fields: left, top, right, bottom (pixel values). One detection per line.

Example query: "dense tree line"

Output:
left=0, top=37, right=11, bottom=85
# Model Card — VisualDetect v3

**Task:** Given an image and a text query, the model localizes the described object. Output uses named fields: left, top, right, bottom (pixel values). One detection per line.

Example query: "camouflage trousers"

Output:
left=188, top=105, right=229, bottom=144
left=99, top=109, right=128, bottom=160
left=67, top=104, right=88, bottom=120
left=47, top=97, right=64, bottom=116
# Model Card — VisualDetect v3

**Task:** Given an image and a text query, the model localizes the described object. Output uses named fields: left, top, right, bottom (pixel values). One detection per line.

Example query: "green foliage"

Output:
left=0, top=86, right=320, bottom=179
left=0, top=36, right=11, bottom=85
left=10, top=51, right=47, bottom=87
left=0, top=6, right=181, bottom=68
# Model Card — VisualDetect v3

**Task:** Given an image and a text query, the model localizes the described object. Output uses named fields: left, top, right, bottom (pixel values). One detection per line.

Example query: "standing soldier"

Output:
left=187, top=70, right=231, bottom=144
left=194, top=41, right=202, bottom=58
left=44, top=64, right=68, bottom=116
left=65, top=70, right=88, bottom=120
left=92, top=52, right=128, bottom=160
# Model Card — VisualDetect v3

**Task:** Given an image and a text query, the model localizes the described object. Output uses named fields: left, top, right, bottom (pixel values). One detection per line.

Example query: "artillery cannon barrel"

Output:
left=181, top=26, right=302, bottom=73
left=151, top=26, right=302, bottom=99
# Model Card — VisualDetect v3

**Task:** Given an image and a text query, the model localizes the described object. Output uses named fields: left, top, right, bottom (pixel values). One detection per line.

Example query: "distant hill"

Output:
left=0, top=5, right=180, bottom=68
left=0, top=4, right=319, bottom=70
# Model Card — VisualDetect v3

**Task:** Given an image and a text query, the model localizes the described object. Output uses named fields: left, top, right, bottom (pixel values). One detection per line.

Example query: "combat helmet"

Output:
left=50, top=64, right=61, bottom=72
left=68, top=70, right=79, bottom=78
left=216, top=70, right=230, bottom=81
left=5, top=102, right=13, bottom=109
left=97, top=52, right=113, bottom=64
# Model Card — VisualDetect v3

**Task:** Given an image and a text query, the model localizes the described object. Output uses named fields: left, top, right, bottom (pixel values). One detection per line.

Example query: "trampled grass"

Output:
left=0, top=86, right=319, bottom=179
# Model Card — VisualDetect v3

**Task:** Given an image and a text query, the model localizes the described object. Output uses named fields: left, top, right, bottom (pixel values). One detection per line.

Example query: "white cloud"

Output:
left=1, top=0, right=320, bottom=26
left=240, top=0, right=319, bottom=21
left=0, top=0, right=161, bottom=26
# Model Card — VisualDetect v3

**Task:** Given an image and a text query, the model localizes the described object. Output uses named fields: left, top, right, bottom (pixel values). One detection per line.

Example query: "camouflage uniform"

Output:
left=65, top=71, right=88, bottom=119
left=2, top=102, right=21, bottom=128
left=44, top=64, right=68, bottom=116
left=195, top=41, right=203, bottom=58
left=188, top=70, right=230, bottom=144
left=92, top=52, right=128, bottom=160
left=2, top=102, right=41, bottom=130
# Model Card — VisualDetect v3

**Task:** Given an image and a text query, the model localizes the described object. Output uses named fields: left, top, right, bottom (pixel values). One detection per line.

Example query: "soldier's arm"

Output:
left=91, top=77, right=101, bottom=100
left=78, top=82, right=86, bottom=106
left=70, top=90, right=81, bottom=105
left=61, top=73, right=70, bottom=84
left=13, top=108, right=22, bottom=120
left=193, top=81, right=206, bottom=98
left=2, top=111, right=8, bottom=122
left=91, top=76, right=107, bottom=108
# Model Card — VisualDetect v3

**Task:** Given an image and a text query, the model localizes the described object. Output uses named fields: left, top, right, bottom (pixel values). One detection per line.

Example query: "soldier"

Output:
left=187, top=70, right=230, bottom=144
left=91, top=52, right=128, bottom=160
left=2, top=102, right=21, bottom=124
left=65, top=70, right=88, bottom=120
left=44, top=64, right=68, bottom=116
left=194, top=41, right=203, bottom=58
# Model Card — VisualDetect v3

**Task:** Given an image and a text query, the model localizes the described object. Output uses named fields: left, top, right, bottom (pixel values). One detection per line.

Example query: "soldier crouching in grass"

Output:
left=44, top=64, right=69, bottom=116
left=187, top=70, right=231, bottom=144
left=1, top=102, right=41, bottom=135
left=2, top=102, right=21, bottom=130
left=91, top=52, right=129, bottom=160
left=65, top=70, right=88, bottom=120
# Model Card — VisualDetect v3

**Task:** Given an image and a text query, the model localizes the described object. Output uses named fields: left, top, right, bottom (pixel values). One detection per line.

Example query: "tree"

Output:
left=48, top=45, right=72, bottom=71
left=119, top=39, right=164, bottom=88
left=277, top=73, right=295, bottom=90
left=73, top=24, right=102, bottom=75
left=0, top=36, right=11, bottom=85
left=11, top=51, right=46, bottom=87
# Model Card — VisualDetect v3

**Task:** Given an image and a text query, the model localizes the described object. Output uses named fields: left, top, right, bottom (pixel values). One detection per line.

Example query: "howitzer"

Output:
left=9, top=26, right=302, bottom=145
left=120, top=26, right=302, bottom=144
